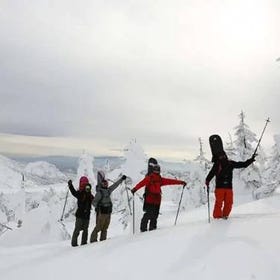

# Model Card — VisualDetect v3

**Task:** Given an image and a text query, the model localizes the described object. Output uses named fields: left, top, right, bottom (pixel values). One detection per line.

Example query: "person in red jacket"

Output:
left=131, top=161, right=186, bottom=232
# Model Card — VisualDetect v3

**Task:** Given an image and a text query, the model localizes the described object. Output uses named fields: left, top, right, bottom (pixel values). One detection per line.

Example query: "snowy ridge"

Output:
left=0, top=155, right=67, bottom=191
left=1, top=194, right=280, bottom=280
left=24, top=161, right=66, bottom=184
left=0, top=155, right=23, bottom=190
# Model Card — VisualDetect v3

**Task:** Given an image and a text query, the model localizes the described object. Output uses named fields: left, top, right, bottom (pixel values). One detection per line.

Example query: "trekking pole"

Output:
left=174, top=186, right=185, bottom=226
left=253, top=118, right=270, bottom=156
left=124, top=181, right=132, bottom=215
left=60, top=188, right=69, bottom=221
left=0, top=222, right=13, bottom=231
left=207, top=187, right=210, bottom=223
left=132, top=194, right=135, bottom=234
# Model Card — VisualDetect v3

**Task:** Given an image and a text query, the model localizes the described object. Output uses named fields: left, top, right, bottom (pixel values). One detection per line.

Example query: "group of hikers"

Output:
left=68, top=136, right=257, bottom=246
left=68, top=172, right=126, bottom=246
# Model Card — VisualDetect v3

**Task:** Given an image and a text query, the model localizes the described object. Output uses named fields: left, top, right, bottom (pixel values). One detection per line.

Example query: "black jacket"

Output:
left=206, top=158, right=254, bottom=189
left=69, top=184, right=94, bottom=220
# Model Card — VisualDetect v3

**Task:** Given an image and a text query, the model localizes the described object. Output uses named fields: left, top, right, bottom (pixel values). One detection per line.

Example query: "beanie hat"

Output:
left=147, top=157, right=158, bottom=175
left=79, top=176, right=89, bottom=191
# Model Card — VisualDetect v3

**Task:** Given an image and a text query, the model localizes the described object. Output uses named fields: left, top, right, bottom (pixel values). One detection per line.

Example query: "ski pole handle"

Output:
left=253, top=118, right=270, bottom=156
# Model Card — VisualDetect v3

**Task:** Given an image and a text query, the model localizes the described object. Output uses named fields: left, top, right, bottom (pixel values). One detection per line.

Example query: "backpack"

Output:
left=97, top=188, right=113, bottom=214
left=143, top=174, right=162, bottom=198
left=143, top=174, right=162, bottom=211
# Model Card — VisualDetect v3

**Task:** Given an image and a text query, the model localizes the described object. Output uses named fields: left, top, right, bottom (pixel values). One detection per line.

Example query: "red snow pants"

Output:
left=213, top=188, right=233, bottom=218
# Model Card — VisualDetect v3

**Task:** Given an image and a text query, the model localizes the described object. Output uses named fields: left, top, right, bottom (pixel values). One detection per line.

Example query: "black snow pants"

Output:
left=71, top=217, right=90, bottom=246
left=140, top=203, right=160, bottom=232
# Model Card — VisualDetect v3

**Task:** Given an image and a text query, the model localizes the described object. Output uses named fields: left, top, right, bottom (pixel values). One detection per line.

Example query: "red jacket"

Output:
left=132, top=173, right=185, bottom=205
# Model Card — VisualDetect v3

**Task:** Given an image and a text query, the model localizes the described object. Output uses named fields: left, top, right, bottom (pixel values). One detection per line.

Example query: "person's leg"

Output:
left=90, top=213, right=102, bottom=243
left=100, top=214, right=111, bottom=241
left=149, top=205, right=160, bottom=231
left=81, top=219, right=90, bottom=245
left=222, top=189, right=233, bottom=218
left=71, top=218, right=82, bottom=247
left=140, top=211, right=150, bottom=232
left=213, top=189, right=225, bottom=218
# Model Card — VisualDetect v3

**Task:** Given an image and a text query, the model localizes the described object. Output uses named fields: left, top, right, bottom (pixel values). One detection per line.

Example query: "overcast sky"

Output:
left=0, top=0, right=280, bottom=161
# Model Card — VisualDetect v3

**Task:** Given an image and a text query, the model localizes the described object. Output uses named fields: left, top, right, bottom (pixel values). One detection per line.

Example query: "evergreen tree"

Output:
left=267, top=135, right=280, bottom=189
left=234, top=111, right=257, bottom=160
left=110, top=139, right=147, bottom=232
left=104, top=159, right=111, bottom=174
left=16, top=173, right=26, bottom=227
left=179, top=161, right=207, bottom=210
left=233, top=111, right=262, bottom=195
left=225, top=133, right=236, bottom=160
left=254, top=135, right=280, bottom=199
left=194, top=137, right=211, bottom=171
left=76, top=151, right=96, bottom=185
left=121, top=139, right=146, bottom=181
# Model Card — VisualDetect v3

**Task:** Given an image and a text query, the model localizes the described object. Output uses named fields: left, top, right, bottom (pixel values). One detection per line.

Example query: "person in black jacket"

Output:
left=68, top=176, right=94, bottom=247
left=205, top=152, right=256, bottom=219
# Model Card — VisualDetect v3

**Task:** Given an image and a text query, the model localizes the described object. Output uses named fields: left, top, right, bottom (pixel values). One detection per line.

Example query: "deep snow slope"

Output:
left=1, top=194, right=280, bottom=280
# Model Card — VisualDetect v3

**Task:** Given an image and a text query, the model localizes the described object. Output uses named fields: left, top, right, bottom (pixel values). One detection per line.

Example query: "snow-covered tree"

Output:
left=225, top=133, right=236, bottom=160
left=269, top=135, right=280, bottom=184
left=76, top=151, right=96, bottom=185
left=121, top=139, right=147, bottom=181
left=16, top=173, right=26, bottom=227
left=234, top=111, right=257, bottom=160
left=254, top=135, right=280, bottom=199
left=108, top=139, right=147, bottom=232
left=233, top=111, right=262, bottom=195
left=194, top=138, right=211, bottom=171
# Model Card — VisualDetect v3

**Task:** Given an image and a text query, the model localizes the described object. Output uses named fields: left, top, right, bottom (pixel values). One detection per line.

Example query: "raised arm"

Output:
left=108, top=175, right=126, bottom=193
left=131, top=176, right=150, bottom=193
left=231, top=157, right=255, bottom=169
left=68, top=180, right=79, bottom=198
left=161, top=177, right=186, bottom=187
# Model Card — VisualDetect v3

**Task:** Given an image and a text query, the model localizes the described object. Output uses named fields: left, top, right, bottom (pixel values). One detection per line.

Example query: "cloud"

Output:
left=0, top=0, right=280, bottom=159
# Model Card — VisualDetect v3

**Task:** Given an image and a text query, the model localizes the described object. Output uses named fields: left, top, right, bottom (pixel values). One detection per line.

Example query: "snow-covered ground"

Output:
left=1, top=192, right=280, bottom=280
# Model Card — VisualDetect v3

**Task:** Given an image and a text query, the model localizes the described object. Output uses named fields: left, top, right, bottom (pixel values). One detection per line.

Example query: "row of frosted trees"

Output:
left=1, top=111, right=279, bottom=237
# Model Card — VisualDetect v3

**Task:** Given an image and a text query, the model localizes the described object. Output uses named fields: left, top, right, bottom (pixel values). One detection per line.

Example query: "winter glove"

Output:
left=121, top=175, right=127, bottom=181
left=85, top=184, right=92, bottom=192
left=250, top=154, right=257, bottom=162
left=182, top=181, right=187, bottom=188
left=68, top=180, right=73, bottom=188
left=131, top=189, right=136, bottom=195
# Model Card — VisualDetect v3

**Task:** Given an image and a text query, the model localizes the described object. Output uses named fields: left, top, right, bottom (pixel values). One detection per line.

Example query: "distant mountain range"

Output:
left=6, top=155, right=125, bottom=173
left=5, top=154, right=187, bottom=175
